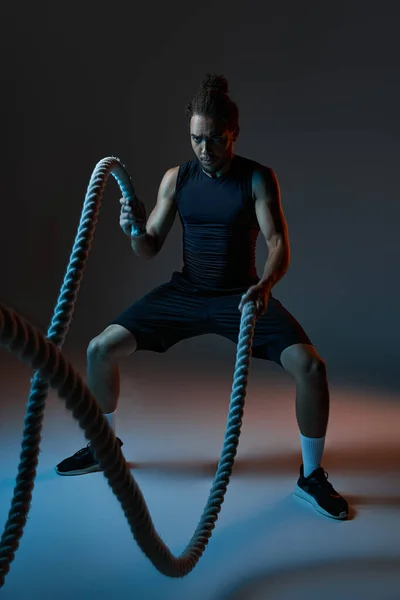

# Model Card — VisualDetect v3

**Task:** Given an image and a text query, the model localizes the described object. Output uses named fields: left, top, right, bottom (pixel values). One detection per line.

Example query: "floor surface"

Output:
left=1, top=351, right=399, bottom=599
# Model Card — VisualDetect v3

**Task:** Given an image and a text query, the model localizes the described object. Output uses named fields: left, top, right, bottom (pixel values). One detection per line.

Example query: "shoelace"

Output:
left=308, top=469, right=335, bottom=492
left=74, top=439, right=121, bottom=457
left=74, top=444, right=92, bottom=457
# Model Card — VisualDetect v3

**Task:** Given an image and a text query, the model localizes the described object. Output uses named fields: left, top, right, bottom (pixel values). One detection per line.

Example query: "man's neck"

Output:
left=202, top=154, right=235, bottom=179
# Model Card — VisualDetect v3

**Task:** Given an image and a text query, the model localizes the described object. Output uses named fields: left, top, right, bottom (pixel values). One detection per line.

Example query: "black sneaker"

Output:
left=55, top=438, right=123, bottom=476
left=294, top=464, right=349, bottom=520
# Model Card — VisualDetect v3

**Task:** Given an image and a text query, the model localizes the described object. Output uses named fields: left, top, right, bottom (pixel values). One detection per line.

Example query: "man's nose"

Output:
left=201, top=139, right=212, bottom=153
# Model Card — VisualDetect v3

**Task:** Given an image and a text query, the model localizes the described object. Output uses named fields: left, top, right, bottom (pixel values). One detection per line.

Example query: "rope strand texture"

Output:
left=0, top=157, right=256, bottom=586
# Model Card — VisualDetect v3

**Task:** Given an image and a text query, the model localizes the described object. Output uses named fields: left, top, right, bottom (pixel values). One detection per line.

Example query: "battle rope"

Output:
left=0, top=157, right=257, bottom=588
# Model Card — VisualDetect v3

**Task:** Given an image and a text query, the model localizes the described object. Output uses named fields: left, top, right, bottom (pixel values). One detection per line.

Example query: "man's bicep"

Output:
left=253, top=167, right=288, bottom=244
left=146, top=167, right=178, bottom=244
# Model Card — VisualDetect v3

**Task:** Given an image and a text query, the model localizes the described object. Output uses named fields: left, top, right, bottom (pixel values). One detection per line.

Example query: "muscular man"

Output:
left=55, top=74, right=349, bottom=521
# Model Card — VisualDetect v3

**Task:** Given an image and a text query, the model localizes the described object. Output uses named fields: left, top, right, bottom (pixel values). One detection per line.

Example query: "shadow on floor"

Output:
left=127, top=442, right=400, bottom=477
left=1, top=444, right=399, bottom=502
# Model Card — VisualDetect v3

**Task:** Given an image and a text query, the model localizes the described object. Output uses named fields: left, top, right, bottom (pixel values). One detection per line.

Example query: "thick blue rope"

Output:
left=0, top=157, right=257, bottom=587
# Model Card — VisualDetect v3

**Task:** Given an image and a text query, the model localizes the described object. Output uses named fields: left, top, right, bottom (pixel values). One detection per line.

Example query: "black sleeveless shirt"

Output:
left=174, top=154, right=261, bottom=293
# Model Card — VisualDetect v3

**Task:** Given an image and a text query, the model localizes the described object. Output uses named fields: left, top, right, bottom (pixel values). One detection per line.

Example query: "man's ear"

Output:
left=232, top=126, right=240, bottom=142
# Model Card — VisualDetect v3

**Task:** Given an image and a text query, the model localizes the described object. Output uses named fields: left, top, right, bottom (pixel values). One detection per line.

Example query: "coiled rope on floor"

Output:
left=0, top=157, right=257, bottom=588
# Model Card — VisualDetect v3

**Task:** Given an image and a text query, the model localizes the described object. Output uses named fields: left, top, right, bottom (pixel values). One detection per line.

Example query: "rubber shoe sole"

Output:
left=294, top=484, right=349, bottom=520
left=55, top=463, right=102, bottom=476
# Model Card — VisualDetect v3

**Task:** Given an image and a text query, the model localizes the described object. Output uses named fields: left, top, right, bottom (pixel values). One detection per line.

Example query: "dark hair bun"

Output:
left=201, top=74, right=229, bottom=94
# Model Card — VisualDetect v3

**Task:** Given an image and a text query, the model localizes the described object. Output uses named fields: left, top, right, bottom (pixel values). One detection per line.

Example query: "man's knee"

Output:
left=304, top=354, right=326, bottom=378
left=281, top=343, right=326, bottom=380
left=87, top=325, right=137, bottom=362
left=87, top=336, right=110, bottom=361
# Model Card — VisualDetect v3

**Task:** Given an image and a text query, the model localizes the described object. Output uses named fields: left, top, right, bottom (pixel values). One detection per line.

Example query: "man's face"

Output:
left=190, top=114, right=237, bottom=175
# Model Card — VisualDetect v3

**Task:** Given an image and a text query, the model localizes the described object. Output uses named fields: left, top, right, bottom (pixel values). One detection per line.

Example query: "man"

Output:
left=55, top=74, right=349, bottom=521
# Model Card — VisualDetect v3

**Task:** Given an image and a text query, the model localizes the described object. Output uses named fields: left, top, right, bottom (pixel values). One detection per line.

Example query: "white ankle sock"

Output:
left=104, top=411, right=116, bottom=432
left=300, top=433, right=325, bottom=478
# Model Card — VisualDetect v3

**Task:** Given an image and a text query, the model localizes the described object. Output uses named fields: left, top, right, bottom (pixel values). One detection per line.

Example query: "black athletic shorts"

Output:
left=110, top=272, right=312, bottom=366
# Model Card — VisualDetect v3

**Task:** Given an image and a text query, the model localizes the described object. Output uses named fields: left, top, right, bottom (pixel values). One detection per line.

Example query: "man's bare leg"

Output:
left=55, top=324, right=137, bottom=475
left=86, top=324, right=138, bottom=418
left=280, top=343, right=329, bottom=476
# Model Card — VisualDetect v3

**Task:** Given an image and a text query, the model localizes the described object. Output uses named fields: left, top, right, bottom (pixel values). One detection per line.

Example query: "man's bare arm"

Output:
left=253, top=166, right=290, bottom=287
left=131, top=167, right=179, bottom=259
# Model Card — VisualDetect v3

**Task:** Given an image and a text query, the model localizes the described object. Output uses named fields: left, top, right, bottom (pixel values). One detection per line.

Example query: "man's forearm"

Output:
left=259, top=242, right=290, bottom=288
left=130, top=231, right=158, bottom=259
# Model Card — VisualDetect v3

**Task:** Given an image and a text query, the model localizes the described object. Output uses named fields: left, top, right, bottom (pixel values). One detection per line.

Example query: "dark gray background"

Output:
left=1, top=0, right=399, bottom=389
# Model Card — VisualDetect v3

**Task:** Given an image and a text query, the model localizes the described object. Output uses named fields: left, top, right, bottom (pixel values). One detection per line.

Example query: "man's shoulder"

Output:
left=178, top=157, right=197, bottom=168
left=235, top=154, right=272, bottom=172
left=167, top=159, right=199, bottom=197
left=234, top=155, right=274, bottom=185
left=170, top=159, right=198, bottom=179
left=163, top=160, right=196, bottom=181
